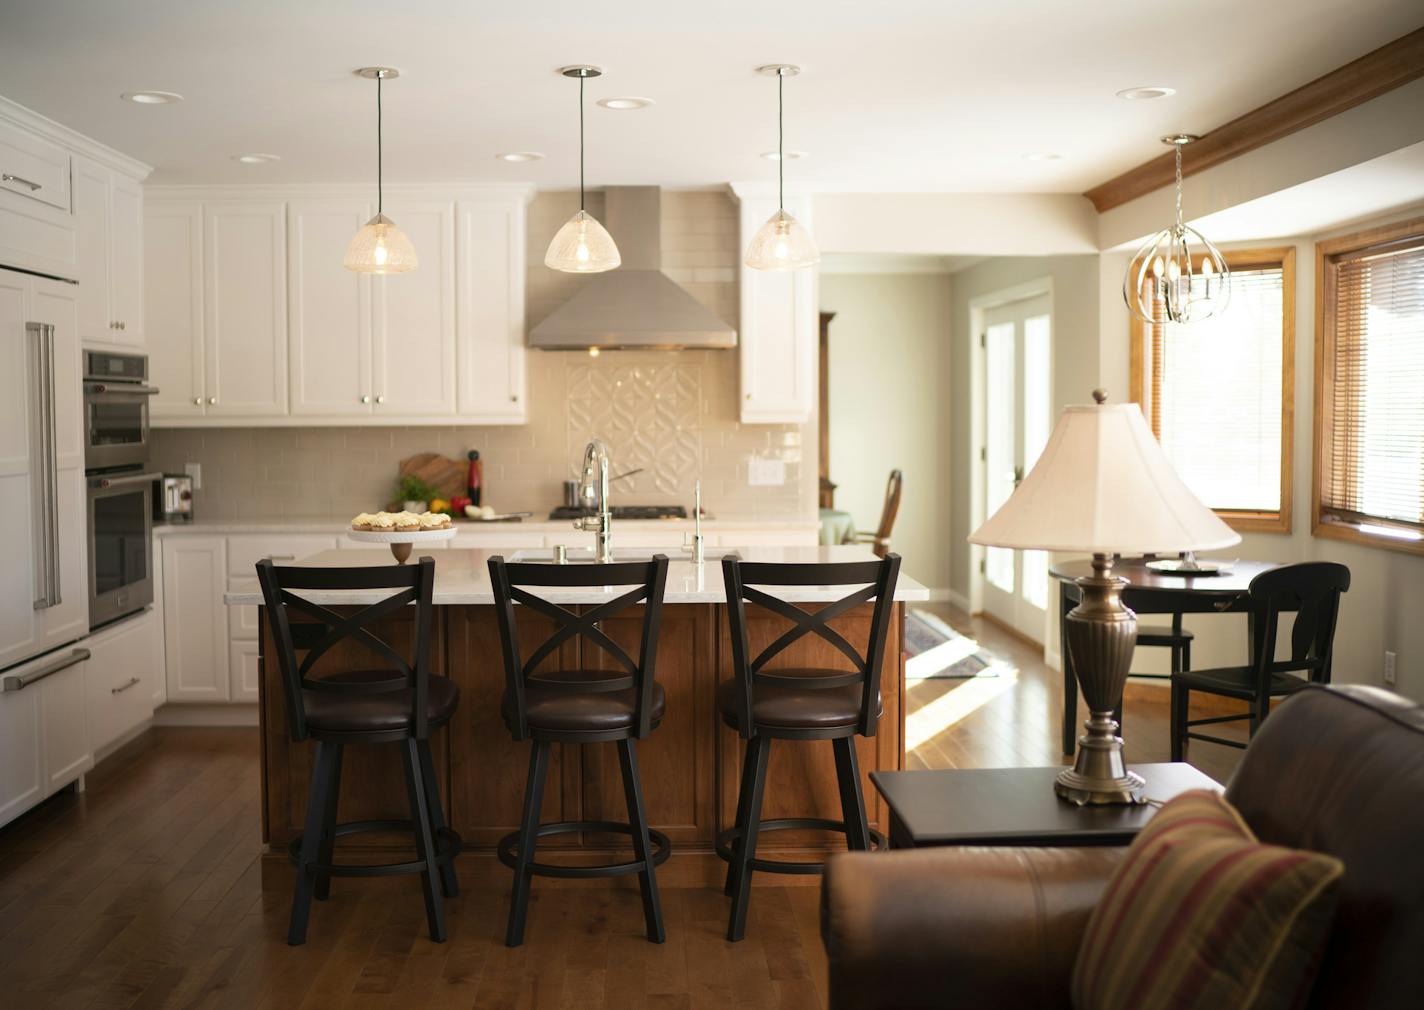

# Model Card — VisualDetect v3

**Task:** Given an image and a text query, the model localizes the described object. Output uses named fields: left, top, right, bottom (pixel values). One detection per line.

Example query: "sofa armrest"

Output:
left=821, top=845, right=1125, bottom=1010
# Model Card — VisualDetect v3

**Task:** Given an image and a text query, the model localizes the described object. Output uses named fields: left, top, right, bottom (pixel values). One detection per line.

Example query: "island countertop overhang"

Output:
left=225, top=544, right=930, bottom=606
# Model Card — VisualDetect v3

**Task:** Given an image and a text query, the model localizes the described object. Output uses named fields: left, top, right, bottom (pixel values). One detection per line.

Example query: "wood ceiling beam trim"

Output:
left=1084, top=27, right=1424, bottom=214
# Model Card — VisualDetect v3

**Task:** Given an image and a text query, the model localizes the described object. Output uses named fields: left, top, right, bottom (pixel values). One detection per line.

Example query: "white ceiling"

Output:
left=1, top=0, right=1419, bottom=192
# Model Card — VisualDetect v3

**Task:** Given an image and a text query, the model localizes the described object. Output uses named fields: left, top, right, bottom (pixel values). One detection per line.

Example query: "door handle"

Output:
left=2, top=648, right=90, bottom=691
left=2, top=173, right=42, bottom=191
left=28, top=323, right=61, bottom=609
left=111, top=676, right=142, bottom=695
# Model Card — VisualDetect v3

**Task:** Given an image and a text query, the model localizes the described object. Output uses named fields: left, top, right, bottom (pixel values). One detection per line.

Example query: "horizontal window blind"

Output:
left=1151, top=264, right=1285, bottom=513
left=1322, top=238, right=1424, bottom=531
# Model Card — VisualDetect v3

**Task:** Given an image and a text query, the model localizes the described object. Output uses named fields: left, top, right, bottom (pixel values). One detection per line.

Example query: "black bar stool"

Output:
left=488, top=554, right=671, bottom=947
left=719, top=553, right=901, bottom=942
left=256, top=556, right=461, bottom=946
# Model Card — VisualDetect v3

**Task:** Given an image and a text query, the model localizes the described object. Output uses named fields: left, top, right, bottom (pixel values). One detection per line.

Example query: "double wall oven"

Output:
left=84, top=351, right=159, bottom=629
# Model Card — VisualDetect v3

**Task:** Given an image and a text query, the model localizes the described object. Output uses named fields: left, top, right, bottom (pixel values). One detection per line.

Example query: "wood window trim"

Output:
left=1129, top=246, right=1296, bottom=534
left=1312, top=215, right=1424, bottom=558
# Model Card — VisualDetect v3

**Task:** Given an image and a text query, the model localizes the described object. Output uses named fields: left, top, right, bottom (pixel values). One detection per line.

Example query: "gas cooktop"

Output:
left=549, top=505, right=689, bottom=520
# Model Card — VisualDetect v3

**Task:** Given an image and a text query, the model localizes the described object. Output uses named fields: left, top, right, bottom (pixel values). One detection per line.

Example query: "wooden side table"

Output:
left=870, top=763, right=1220, bottom=849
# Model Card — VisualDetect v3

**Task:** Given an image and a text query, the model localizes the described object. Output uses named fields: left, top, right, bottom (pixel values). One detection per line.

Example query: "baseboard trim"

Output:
left=917, top=588, right=971, bottom=611
left=153, top=703, right=259, bottom=727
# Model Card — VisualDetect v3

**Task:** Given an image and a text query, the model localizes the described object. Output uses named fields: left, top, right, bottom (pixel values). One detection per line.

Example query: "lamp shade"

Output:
left=745, top=209, right=820, bottom=271
left=969, top=397, right=1241, bottom=554
left=545, top=209, right=621, bottom=273
left=343, top=213, right=418, bottom=274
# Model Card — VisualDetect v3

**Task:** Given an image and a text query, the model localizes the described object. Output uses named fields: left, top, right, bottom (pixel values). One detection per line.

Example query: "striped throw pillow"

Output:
left=1071, top=790, right=1343, bottom=1010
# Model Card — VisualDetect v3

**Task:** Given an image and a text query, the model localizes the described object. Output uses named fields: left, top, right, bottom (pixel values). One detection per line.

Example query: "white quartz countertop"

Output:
left=159, top=515, right=818, bottom=535
left=224, top=545, right=928, bottom=605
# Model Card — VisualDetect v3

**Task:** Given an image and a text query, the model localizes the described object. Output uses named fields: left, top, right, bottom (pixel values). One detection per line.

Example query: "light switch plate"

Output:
left=748, top=457, right=786, bottom=487
left=1384, top=651, right=1397, bottom=686
left=184, top=462, right=202, bottom=490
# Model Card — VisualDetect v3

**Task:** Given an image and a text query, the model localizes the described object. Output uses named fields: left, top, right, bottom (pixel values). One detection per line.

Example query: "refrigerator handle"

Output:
left=27, top=323, right=60, bottom=610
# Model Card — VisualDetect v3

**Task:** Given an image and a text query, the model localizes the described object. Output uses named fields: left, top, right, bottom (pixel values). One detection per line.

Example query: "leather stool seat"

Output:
left=717, top=673, right=881, bottom=731
left=304, top=670, right=460, bottom=735
left=504, top=677, right=666, bottom=734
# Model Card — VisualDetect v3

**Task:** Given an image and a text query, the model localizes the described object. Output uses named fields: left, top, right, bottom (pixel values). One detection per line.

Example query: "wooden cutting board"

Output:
left=398, top=453, right=466, bottom=501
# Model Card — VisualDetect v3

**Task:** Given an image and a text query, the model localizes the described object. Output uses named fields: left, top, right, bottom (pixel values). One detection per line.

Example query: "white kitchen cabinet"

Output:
left=371, top=200, right=457, bottom=416
left=162, top=535, right=229, bottom=702
left=457, top=196, right=527, bottom=422
left=288, top=200, right=374, bottom=416
left=145, top=203, right=206, bottom=419
left=0, top=663, right=45, bottom=826
left=85, top=608, right=161, bottom=754
left=228, top=640, right=261, bottom=703
left=40, top=649, right=93, bottom=792
left=733, top=189, right=817, bottom=424
left=73, top=158, right=144, bottom=347
left=0, top=645, right=91, bottom=829
left=203, top=203, right=287, bottom=417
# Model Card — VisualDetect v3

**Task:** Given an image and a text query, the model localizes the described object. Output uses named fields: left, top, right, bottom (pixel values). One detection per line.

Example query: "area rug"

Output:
left=904, top=609, right=1003, bottom=679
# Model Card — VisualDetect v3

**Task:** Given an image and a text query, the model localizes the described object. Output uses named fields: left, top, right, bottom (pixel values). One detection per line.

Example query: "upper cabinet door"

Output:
left=72, top=158, right=111, bottom=344
left=203, top=203, right=288, bottom=416
left=456, top=196, right=527, bottom=423
left=145, top=204, right=205, bottom=419
left=108, top=174, right=144, bottom=345
left=288, top=201, right=373, bottom=416
left=735, top=192, right=817, bottom=424
left=371, top=200, right=456, bottom=416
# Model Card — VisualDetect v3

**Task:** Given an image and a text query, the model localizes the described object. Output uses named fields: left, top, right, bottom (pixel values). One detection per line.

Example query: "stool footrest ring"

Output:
left=287, top=819, right=462, bottom=878
left=498, top=820, right=671, bottom=879
left=716, top=817, right=885, bottom=875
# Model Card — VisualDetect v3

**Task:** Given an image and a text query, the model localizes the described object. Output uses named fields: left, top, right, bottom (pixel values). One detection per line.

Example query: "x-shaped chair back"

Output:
left=488, top=555, right=670, bottom=740
left=1248, top=561, right=1351, bottom=686
left=256, top=556, right=437, bottom=741
left=722, top=553, right=901, bottom=738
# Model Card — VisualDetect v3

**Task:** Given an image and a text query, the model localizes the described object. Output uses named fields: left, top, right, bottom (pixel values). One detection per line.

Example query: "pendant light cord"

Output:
left=777, top=71, right=785, bottom=212
left=579, top=73, right=586, bottom=213
left=376, top=73, right=383, bottom=215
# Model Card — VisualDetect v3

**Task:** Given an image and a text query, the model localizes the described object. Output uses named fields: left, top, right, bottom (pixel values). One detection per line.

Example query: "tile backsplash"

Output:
left=148, top=190, right=814, bottom=521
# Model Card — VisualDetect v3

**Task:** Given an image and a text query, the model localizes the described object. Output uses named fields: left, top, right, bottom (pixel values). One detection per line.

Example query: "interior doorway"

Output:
left=975, top=290, right=1052, bottom=642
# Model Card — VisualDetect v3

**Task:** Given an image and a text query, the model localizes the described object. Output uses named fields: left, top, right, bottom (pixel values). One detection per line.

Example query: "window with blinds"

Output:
left=1316, top=220, right=1424, bottom=553
left=1131, top=248, right=1295, bottom=531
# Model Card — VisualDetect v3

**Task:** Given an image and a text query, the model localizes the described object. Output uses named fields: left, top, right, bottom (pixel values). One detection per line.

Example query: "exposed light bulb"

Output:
left=588, top=346, right=601, bottom=358
left=576, top=240, right=590, bottom=263
left=1151, top=257, right=1164, bottom=278
left=1167, top=259, right=1181, bottom=281
left=373, top=242, right=388, bottom=266
left=1200, top=257, right=1214, bottom=278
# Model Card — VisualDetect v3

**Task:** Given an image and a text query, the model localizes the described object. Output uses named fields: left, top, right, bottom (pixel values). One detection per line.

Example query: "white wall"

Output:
left=820, top=272, right=953, bottom=593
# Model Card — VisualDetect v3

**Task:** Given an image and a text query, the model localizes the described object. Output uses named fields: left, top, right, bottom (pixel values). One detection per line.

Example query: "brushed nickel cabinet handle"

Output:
left=3, top=648, right=90, bottom=692
left=2, top=173, right=41, bottom=191
left=111, top=676, right=142, bottom=695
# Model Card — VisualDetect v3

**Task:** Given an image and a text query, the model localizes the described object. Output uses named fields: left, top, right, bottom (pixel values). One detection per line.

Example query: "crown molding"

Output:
left=142, top=181, right=536, bottom=204
left=0, top=95, right=152, bottom=181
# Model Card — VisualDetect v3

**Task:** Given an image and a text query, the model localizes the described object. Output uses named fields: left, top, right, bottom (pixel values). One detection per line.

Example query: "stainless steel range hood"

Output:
left=528, top=186, right=737, bottom=350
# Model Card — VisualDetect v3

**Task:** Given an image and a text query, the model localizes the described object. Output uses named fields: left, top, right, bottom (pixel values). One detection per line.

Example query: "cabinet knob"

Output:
left=510, top=394, right=519, bottom=402
left=192, top=396, right=203, bottom=406
left=109, top=321, right=117, bottom=330
left=375, top=395, right=386, bottom=405
left=745, top=393, right=752, bottom=400
left=118, top=321, right=126, bottom=330
left=208, top=397, right=217, bottom=405
left=360, top=395, right=371, bottom=404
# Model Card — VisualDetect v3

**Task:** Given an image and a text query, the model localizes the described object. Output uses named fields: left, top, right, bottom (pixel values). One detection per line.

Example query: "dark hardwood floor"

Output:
left=0, top=605, right=1244, bottom=1009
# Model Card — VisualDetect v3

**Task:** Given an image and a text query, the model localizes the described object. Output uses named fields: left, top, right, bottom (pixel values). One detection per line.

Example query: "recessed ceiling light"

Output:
left=596, top=96, right=654, bottom=110
left=1023, top=152, right=1063, bottom=161
left=121, top=90, right=184, bottom=104
left=231, top=153, right=280, bottom=164
left=495, top=152, right=545, bottom=163
left=760, top=150, right=807, bottom=161
left=1116, top=86, right=1175, bottom=101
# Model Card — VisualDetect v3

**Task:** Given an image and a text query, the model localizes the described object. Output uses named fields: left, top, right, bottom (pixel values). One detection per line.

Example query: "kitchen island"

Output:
left=227, top=545, right=928, bottom=874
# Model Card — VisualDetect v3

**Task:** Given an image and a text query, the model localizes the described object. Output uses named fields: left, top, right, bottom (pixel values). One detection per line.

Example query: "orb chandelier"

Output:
left=1123, top=134, right=1229, bottom=324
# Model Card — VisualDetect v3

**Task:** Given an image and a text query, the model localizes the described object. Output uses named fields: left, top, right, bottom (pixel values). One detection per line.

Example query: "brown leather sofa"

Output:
left=821, top=685, right=1424, bottom=1010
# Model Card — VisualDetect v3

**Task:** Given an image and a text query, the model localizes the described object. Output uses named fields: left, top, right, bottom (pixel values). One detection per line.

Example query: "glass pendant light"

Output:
left=344, top=67, right=418, bottom=274
left=1123, top=134, right=1230, bottom=324
left=745, top=64, right=819, bottom=271
left=545, top=65, right=620, bottom=273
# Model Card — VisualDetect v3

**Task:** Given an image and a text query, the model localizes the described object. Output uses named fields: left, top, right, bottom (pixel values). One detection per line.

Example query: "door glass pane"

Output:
left=93, top=491, right=148, bottom=594
left=1022, top=314, right=1051, bottom=609
left=985, top=322, right=1016, bottom=593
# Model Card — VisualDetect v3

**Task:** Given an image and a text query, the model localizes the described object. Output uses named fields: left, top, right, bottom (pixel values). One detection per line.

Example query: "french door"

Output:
left=981, top=293, right=1052, bottom=642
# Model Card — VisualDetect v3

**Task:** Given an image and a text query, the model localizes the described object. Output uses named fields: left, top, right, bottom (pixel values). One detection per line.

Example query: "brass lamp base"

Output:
left=1057, top=553, right=1147, bottom=807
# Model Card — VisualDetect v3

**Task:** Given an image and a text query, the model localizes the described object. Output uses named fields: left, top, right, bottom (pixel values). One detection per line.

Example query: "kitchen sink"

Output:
left=508, top=547, right=732, bottom=564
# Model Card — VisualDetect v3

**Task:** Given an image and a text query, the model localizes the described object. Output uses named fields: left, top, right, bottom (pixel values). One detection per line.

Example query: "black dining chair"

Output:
left=488, top=554, right=671, bottom=947
left=1171, top=561, right=1350, bottom=758
left=256, top=556, right=461, bottom=946
left=719, top=552, right=901, bottom=942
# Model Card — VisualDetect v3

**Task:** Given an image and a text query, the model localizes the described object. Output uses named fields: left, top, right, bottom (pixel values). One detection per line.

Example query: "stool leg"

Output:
left=288, top=740, right=337, bottom=945
left=314, top=743, right=343, bottom=901
left=417, top=739, right=459, bottom=898
left=1170, top=682, right=1187, bottom=762
left=401, top=738, right=446, bottom=943
left=617, top=738, right=665, bottom=944
left=507, top=739, right=550, bottom=947
left=727, top=735, right=770, bottom=943
left=723, top=736, right=761, bottom=896
left=832, top=737, right=872, bottom=852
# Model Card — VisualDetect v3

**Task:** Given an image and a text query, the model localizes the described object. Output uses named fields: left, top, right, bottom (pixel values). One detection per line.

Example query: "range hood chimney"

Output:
left=528, top=186, right=738, bottom=350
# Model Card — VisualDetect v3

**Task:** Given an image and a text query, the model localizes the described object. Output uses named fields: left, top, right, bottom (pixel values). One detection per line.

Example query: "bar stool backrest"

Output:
left=1247, top=561, right=1351, bottom=684
left=488, top=555, right=670, bottom=740
left=256, top=556, right=437, bottom=742
left=722, top=553, right=901, bottom=738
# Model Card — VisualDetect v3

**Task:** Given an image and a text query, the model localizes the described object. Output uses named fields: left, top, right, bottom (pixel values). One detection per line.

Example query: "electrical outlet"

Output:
left=747, top=457, right=786, bottom=487
left=1384, top=651, right=1397, bottom=687
left=184, top=462, right=202, bottom=491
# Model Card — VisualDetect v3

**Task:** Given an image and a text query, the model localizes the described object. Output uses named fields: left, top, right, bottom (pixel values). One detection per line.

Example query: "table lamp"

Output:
left=969, top=390, right=1241, bottom=805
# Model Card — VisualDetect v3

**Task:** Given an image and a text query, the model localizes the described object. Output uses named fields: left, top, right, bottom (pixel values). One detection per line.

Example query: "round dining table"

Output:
left=1050, top=557, right=1284, bottom=755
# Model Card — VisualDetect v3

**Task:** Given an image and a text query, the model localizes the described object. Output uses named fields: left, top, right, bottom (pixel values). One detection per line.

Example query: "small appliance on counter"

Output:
left=154, top=474, right=194, bottom=524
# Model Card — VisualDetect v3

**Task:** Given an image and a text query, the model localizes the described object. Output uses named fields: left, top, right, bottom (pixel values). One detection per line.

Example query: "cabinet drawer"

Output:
left=229, top=577, right=259, bottom=640
left=85, top=611, right=160, bottom=754
left=0, top=120, right=71, bottom=211
left=229, top=640, right=260, bottom=703
left=227, top=534, right=337, bottom=576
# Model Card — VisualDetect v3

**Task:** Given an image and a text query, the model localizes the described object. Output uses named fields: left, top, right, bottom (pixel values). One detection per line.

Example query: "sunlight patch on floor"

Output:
left=905, top=661, right=1020, bottom=752
left=904, top=634, right=980, bottom=682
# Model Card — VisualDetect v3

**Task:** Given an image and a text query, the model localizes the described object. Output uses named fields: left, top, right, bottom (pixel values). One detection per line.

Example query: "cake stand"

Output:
left=346, top=527, right=457, bottom=563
